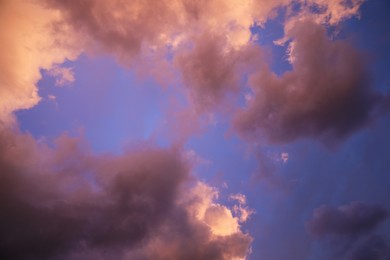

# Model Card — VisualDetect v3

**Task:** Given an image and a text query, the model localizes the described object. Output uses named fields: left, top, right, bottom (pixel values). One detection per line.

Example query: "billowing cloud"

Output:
left=41, top=0, right=285, bottom=111
left=43, top=0, right=289, bottom=56
left=308, top=202, right=388, bottom=237
left=4, top=1, right=390, bottom=259
left=234, top=20, right=381, bottom=143
left=1, top=0, right=371, bottom=124
left=0, top=0, right=80, bottom=123
left=175, top=33, right=262, bottom=111
left=0, top=126, right=252, bottom=259
left=43, top=0, right=183, bottom=63
left=175, top=32, right=241, bottom=110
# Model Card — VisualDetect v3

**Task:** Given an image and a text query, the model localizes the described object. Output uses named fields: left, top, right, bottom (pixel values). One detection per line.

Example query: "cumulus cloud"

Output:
left=1, top=0, right=372, bottom=123
left=0, top=126, right=252, bottom=259
left=308, top=202, right=388, bottom=237
left=43, top=0, right=289, bottom=56
left=175, top=33, right=263, bottom=111
left=234, top=20, right=381, bottom=143
left=175, top=32, right=241, bottom=110
left=40, top=0, right=280, bottom=111
left=43, top=0, right=183, bottom=63
left=3, top=0, right=390, bottom=259
left=0, top=0, right=80, bottom=123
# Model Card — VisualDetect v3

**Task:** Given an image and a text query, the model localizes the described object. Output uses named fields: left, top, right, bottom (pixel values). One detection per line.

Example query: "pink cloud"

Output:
left=174, top=30, right=264, bottom=112
left=0, top=0, right=80, bottom=123
left=0, top=125, right=252, bottom=259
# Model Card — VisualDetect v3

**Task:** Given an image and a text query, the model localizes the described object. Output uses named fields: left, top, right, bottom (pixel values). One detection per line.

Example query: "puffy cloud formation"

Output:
left=308, top=202, right=388, bottom=237
left=41, top=0, right=287, bottom=110
left=175, top=33, right=262, bottom=110
left=175, top=32, right=242, bottom=110
left=234, top=20, right=381, bottom=143
left=0, top=0, right=80, bottom=123
left=43, top=0, right=289, bottom=55
left=2, top=0, right=390, bottom=259
left=1, top=0, right=372, bottom=129
left=0, top=126, right=252, bottom=259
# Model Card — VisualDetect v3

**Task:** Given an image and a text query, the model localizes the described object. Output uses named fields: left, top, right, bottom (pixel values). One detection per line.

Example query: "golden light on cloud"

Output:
left=185, top=182, right=253, bottom=237
left=203, top=204, right=240, bottom=236
left=0, top=0, right=80, bottom=123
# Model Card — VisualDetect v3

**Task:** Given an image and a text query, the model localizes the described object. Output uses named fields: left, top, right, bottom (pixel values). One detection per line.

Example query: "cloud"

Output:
left=308, top=202, right=388, bottom=237
left=175, top=33, right=263, bottom=111
left=307, top=202, right=389, bottom=259
left=304, top=0, right=364, bottom=25
left=43, top=0, right=289, bottom=57
left=0, top=126, right=252, bottom=259
left=346, top=235, right=390, bottom=260
left=47, top=66, right=75, bottom=87
left=0, top=0, right=80, bottom=123
left=42, top=0, right=280, bottom=111
left=126, top=182, right=253, bottom=260
left=230, top=193, right=255, bottom=223
left=43, top=0, right=183, bottom=63
left=234, top=20, right=381, bottom=144
left=1, top=0, right=370, bottom=124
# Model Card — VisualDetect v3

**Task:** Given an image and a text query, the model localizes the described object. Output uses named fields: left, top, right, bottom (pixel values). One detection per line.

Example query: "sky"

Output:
left=1, top=0, right=390, bottom=259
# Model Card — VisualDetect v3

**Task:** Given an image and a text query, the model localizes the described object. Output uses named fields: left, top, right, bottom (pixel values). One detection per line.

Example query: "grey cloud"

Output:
left=346, top=235, right=390, bottom=260
left=234, top=20, right=382, bottom=144
left=0, top=126, right=252, bottom=259
left=308, top=202, right=388, bottom=237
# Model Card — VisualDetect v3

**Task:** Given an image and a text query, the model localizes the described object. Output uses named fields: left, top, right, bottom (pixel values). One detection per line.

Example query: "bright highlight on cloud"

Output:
left=1, top=0, right=389, bottom=259
left=0, top=0, right=80, bottom=123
